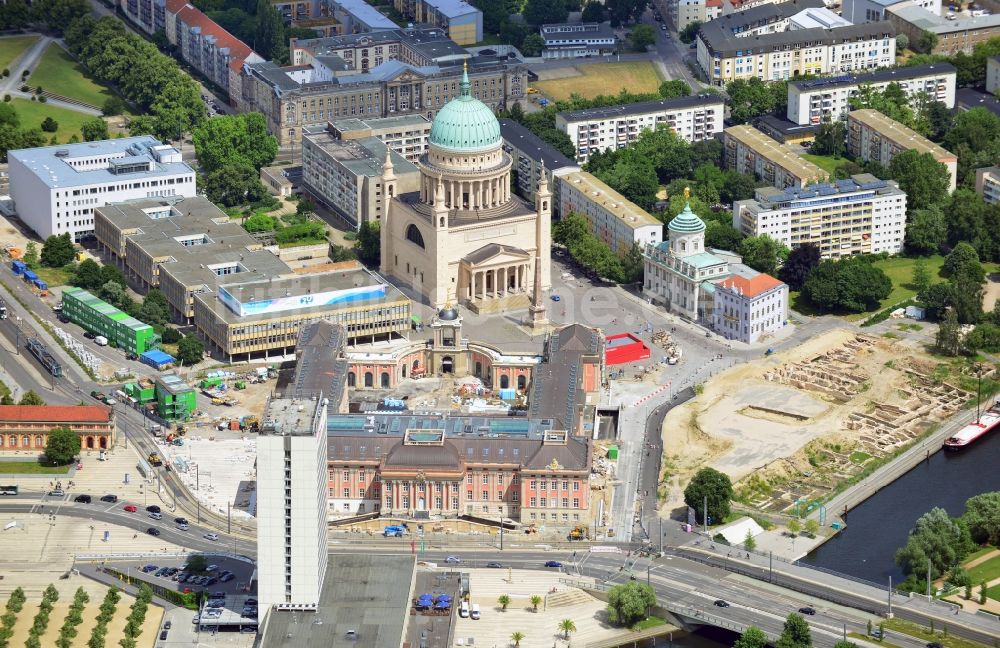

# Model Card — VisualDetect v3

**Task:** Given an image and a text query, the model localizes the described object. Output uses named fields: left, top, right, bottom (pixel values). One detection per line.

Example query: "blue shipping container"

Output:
left=22, top=270, right=38, bottom=282
left=34, top=279, right=47, bottom=290
left=11, top=260, right=25, bottom=275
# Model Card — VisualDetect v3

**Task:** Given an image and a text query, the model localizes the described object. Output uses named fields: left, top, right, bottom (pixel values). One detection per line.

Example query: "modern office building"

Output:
left=723, top=125, right=829, bottom=188
left=60, top=287, right=160, bottom=354
left=667, top=0, right=723, bottom=31
left=847, top=109, right=957, bottom=191
left=257, top=361, right=330, bottom=613
left=558, top=171, right=663, bottom=255
left=498, top=118, right=580, bottom=216
left=326, top=114, right=432, bottom=161
left=841, top=0, right=939, bottom=24
left=886, top=3, right=1000, bottom=55
left=555, top=95, right=725, bottom=163
left=988, top=56, right=1000, bottom=95
left=786, top=62, right=956, bottom=125
left=538, top=22, right=619, bottom=59
left=326, top=0, right=398, bottom=33
left=240, top=28, right=525, bottom=146
left=975, top=166, right=1000, bottom=205
left=0, top=405, right=114, bottom=452
left=8, top=137, right=196, bottom=242
left=392, top=0, right=482, bottom=44
left=733, top=174, right=907, bottom=257
left=696, top=0, right=895, bottom=85
left=301, top=127, right=420, bottom=226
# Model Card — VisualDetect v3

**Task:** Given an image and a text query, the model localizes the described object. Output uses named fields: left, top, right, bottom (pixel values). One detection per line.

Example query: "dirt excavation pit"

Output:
left=660, top=329, right=972, bottom=516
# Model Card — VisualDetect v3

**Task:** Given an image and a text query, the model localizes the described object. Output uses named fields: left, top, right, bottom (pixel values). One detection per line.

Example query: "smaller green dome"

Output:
left=668, top=202, right=706, bottom=233
left=429, top=64, right=502, bottom=153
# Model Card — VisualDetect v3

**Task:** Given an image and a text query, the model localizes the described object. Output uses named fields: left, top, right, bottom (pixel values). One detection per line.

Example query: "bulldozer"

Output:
left=567, top=524, right=589, bottom=541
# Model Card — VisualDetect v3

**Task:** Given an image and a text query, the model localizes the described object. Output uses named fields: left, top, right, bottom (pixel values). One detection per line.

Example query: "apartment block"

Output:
left=787, top=62, right=956, bottom=125
left=555, top=95, right=724, bottom=163
left=722, top=0, right=786, bottom=14
left=975, top=166, right=1000, bottom=205
left=956, top=87, right=1000, bottom=118
left=301, top=126, right=420, bottom=227
left=392, top=0, right=482, bottom=44
left=498, top=119, right=580, bottom=215
left=326, top=0, right=398, bottom=32
left=987, top=56, right=1000, bottom=95
left=733, top=174, right=907, bottom=258
left=539, top=22, right=618, bottom=59
left=711, top=0, right=824, bottom=36
left=841, top=0, right=940, bottom=24
left=8, top=137, right=196, bottom=242
left=886, top=3, right=1000, bottom=55
left=326, top=114, right=431, bottom=162
left=723, top=125, right=829, bottom=189
left=846, top=109, right=957, bottom=191
left=697, top=1, right=895, bottom=85
left=667, top=0, right=723, bottom=31
left=558, top=171, right=663, bottom=255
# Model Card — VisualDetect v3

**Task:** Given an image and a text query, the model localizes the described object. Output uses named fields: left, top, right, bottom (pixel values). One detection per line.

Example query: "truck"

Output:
left=147, top=453, right=163, bottom=467
left=383, top=525, right=408, bottom=537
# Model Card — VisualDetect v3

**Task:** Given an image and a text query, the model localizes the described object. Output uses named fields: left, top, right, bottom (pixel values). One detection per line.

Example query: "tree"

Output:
left=733, top=626, right=769, bottom=648
left=581, top=1, right=606, bottom=21
left=918, top=30, right=939, bottom=53
left=605, top=0, right=647, bottom=26
left=606, top=582, right=656, bottom=626
left=726, top=78, right=782, bottom=124
left=23, top=241, right=39, bottom=268
left=44, top=426, right=79, bottom=466
left=910, top=259, right=931, bottom=301
left=101, top=96, right=125, bottom=116
left=738, top=234, right=788, bottom=276
left=935, top=308, right=962, bottom=355
left=895, top=507, right=974, bottom=580
left=19, top=390, right=45, bottom=406
left=523, top=0, right=568, bottom=25
left=498, top=594, right=510, bottom=611
left=186, top=554, right=207, bottom=573
left=787, top=518, right=801, bottom=536
left=176, top=335, right=204, bottom=366
left=138, top=289, right=170, bottom=327
left=161, top=327, right=181, bottom=344
left=0, top=394, right=13, bottom=405
left=355, top=220, right=381, bottom=265
left=810, top=121, right=846, bottom=158
left=895, top=32, right=910, bottom=52
left=40, top=116, right=58, bottom=133
left=254, top=0, right=286, bottom=61
left=80, top=117, right=109, bottom=142
left=744, top=529, right=757, bottom=551
left=779, top=243, right=820, bottom=291
left=530, top=595, right=542, bottom=612
left=888, top=150, right=950, bottom=212
left=962, top=492, right=1000, bottom=545
left=833, top=642, right=859, bottom=648
left=40, top=233, right=75, bottom=267
left=520, top=33, right=544, bottom=57
left=559, top=619, right=576, bottom=640
left=705, top=221, right=744, bottom=252
left=776, top=613, right=811, bottom=648
left=802, top=258, right=891, bottom=313
left=658, top=80, right=691, bottom=100
left=622, top=243, right=644, bottom=283
left=510, top=631, right=525, bottom=648
left=951, top=261, right=985, bottom=324
left=679, top=21, right=701, bottom=44
left=628, top=24, right=655, bottom=51
left=203, top=162, right=270, bottom=207
left=905, top=206, right=947, bottom=255
left=943, top=242, right=980, bottom=278
left=683, top=467, right=733, bottom=525
left=193, top=113, right=277, bottom=172
left=804, top=518, right=820, bottom=537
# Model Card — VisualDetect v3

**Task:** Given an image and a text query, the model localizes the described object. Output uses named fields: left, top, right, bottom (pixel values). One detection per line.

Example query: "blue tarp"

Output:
left=499, top=388, right=517, bottom=400
left=141, top=349, right=174, bottom=368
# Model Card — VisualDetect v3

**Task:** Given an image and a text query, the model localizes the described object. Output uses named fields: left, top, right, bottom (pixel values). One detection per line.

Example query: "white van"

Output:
left=459, top=602, right=469, bottom=618
left=94, top=336, right=108, bottom=346
left=470, top=604, right=481, bottom=620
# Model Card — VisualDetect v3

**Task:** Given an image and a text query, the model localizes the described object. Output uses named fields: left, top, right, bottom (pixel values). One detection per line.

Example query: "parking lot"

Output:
left=106, top=553, right=255, bottom=598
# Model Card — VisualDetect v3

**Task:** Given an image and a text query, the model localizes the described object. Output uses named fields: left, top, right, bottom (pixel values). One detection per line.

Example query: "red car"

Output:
left=123, top=504, right=138, bottom=512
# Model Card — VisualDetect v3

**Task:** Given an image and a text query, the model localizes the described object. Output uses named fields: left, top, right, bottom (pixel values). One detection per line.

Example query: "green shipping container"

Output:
left=155, top=373, right=197, bottom=420
left=61, top=287, right=160, bottom=354
left=607, top=445, right=619, bottom=460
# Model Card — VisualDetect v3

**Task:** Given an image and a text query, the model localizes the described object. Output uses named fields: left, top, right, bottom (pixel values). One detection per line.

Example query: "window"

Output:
left=406, top=223, right=425, bottom=248
left=343, top=488, right=350, bottom=498
left=562, top=497, right=568, bottom=508
left=481, top=490, right=488, bottom=500
left=512, top=491, right=519, bottom=501
left=562, top=481, right=569, bottom=490
left=540, top=481, right=547, bottom=490
left=497, top=474, right=504, bottom=485
left=573, top=481, right=580, bottom=491
left=451, top=496, right=458, bottom=509
left=467, top=473, right=473, bottom=483
left=435, top=483, right=442, bottom=493
left=540, top=497, right=547, bottom=507
left=529, top=497, right=537, bottom=507
left=529, top=480, right=536, bottom=489
left=342, top=470, right=349, bottom=480
left=402, top=483, right=409, bottom=492
left=359, top=470, right=366, bottom=481
left=467, top=490, right=473, bottom=500
left=573, top=498, right=580, bottom=508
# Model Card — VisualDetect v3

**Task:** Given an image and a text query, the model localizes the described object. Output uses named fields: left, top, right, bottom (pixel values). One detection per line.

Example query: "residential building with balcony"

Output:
left=975, top=166, right=1000, bottom=205
left=723, top=125, right=829, bottom=188
left=555, top=95, right=724, bottom=163
left=846, top=109, right=957, bottom=191
left=558, top=171, right=663, bottom=256
left=786, top=62, right=956, bottom=125
left=732, top=173, right=907, bottom=258
left=539, top=22, right=618, bottom=59
left=667, top=0, right=723, bottom=31
left=498, top=118, right=580, bottom=216
left=392, top=0, right=482, bottom=44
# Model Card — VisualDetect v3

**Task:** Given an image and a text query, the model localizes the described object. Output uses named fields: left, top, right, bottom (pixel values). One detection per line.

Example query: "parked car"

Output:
left=147, top=528, right=160, bottom=536
left=206, top=564, right=218, bottom=572
left=83, top=331, right=96, bottom=340
left=73, top=494, right=92, bottom=503
left=219, top=572, right=235, bottom=583
left=123, top=504, right=137, bottom=512
left=99, top=494, right=118, bottom=503
left=159, top=630, right=168, bottom=641
left=177, top=523, right=189, bottom=531
left=141, top=565, right=157, bottom=573
left=163, top=621, right=171, bottom=630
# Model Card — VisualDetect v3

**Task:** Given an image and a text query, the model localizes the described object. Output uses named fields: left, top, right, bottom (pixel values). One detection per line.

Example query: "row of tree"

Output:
left=87, top=586, right=121, bottom=648
left=54, top=587, right=90, bottom=648
left=64, top=15, right=205, bottom=142
left=553, top=213, right=643, bottom=283
left=23, top=584, right=59, bottom=648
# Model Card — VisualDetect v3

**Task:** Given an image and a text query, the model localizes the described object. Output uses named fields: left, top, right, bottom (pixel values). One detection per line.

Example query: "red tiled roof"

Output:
left=165, top=0, right=188, bottom=13
left=171, top=3, right=258, bottom=72
left=0, top=405, right=111, bottom=423
left=717, top=273, right=784, bottom=298
left=706, top=0, right=722, bottom=6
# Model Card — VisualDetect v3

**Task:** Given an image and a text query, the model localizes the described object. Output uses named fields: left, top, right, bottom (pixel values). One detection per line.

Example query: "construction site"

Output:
left=659, top=329, right=977, bottom=518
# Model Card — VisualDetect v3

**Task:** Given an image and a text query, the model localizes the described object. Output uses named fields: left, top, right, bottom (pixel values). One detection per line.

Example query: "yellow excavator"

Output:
left=568, top=524, right=589, bottom=541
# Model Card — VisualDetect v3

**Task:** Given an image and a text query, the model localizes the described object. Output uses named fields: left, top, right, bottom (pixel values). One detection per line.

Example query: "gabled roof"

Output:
left=169, top=2, right=260, bottom=73
left=716, top=273, right=785, bottom=298
left=0, top=405, right=111, bottom=423
left=462, top=243, right=530, bottom=265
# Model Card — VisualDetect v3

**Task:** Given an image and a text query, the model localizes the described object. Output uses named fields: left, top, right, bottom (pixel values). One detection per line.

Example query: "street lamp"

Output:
left=13, top=316, right=20, bottom=355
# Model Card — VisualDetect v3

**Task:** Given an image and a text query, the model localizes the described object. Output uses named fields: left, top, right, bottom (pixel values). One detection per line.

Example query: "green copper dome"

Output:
left=428, top=64, right=501, bottom=152
left=668, top=201, right=706, bottom=233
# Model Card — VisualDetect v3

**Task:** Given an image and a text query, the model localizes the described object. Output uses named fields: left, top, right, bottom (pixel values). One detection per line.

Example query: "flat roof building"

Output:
left=975, top=166, right=1000, bottom=205
left=555, top=95, right=725, bottom=163
left=955, top=87, right=1000, bottom=118
left=301, top=127, right=420, bottom=227
left=886, top=2, right=1000, bottom=55
left=788, top=6, right=851, bottom=29
left=326, top=0, right=398, bottom=33
left=733, top=174, right=907, bottom=258
left=847, top=109, right=957, bottom=191
left=498, top=118, right=580, bottom=216
left=539, top=22, right=618, bottom=59
left=786, top=62, right=956, bottom=125
left=723, top=125, right=829, bottom=188
left=988, top=55, right=1000, bottom=95
left=8, top=137, right=196, bottom=242
left=326, top=114, right=432, bottom=162
left=392, top=0, right=482, bottom=44
left=558, top=171, right=663, bottom=256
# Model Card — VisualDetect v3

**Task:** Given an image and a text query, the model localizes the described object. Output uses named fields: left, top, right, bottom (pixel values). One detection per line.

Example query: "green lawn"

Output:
left=964, top=546, right=998, bottom=563
left=801, top=153, right=844, bottom=176
left=10, top=98, right=95, bottom=142
left=987, top=583, right=1000, bottom=602
left=966, top=554, right=1000, bottom=585
left=0, top=34, right=39, bottom=73
left=0, top=461, right=71, bottom=474
left=883, top=618, right=995, bottom=648
left=33, top=265, right=74, bottom=288
left=27, top=43, right=117, bottom=109
left=631, top=616, right=667, bottom=631
left=870, top=254, right=946, bottom=307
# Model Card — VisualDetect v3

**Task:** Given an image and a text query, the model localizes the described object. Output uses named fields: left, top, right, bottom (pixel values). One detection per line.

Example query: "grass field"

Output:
left=28, top=43, right=116, bottom=108
left=10, top=98, right=95, bottom=142
left=534, top=62, right=664, bottom=101
left=966, top=554, right=1000, bottom=585
left=987, top=583, right=1000, bottom=602
left=0, top=34, right=38, bottom=73
left=801, top=153, right=844, bottom=175
left=883, top=617, right=995, bottom=648
left=33, top=265, right=74, bottom=288
left=0, top=461, right=71, bottom=474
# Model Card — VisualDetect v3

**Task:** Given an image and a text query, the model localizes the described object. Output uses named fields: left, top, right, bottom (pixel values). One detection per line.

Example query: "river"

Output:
left=800, top=429, right=1000, bottom=584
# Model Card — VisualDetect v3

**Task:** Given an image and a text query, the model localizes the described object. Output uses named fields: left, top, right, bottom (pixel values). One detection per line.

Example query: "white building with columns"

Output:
left=381, top=64, right=551, bottom=312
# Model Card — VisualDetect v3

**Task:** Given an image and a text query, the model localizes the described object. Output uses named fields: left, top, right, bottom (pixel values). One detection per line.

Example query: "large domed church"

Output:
left=380, top=63, right=551, bottom=318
